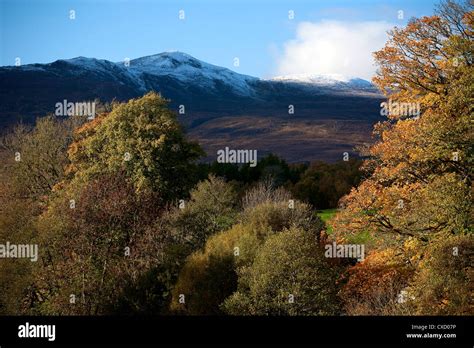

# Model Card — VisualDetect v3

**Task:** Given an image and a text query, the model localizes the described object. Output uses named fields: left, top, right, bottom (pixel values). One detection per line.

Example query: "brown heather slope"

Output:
left=187, top=115, right=375, bottom=163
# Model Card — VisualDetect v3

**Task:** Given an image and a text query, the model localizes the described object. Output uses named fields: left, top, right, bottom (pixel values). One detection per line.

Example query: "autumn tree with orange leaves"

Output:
left=334, top=0, right=473, bottom=242
left=333, top=0, right=473, bottom=315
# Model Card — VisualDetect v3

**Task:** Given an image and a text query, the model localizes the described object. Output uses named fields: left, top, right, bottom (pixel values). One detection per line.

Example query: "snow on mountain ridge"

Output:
left=270, top=73, right=373, bottom=87
left=53, top=52, right=257, bottom=96
left=61, top=56, right=118, bottom=72
left=9, top=52, right=374, bottom=95
left=130, top=51, right=200, bottom=67
left=128, top=52, right=259, bottom=96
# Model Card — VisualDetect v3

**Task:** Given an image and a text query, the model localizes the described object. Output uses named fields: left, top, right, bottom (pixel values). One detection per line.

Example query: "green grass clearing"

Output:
left=316, top=209, right=338, bottom=234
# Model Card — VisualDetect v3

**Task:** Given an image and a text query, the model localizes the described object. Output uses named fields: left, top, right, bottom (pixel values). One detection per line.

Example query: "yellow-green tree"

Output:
left=66, top=92, right=204, bottom=199
left=34, top=93, right=204, bottom=314
left=170, top=197, right=322, bottom=314
left=223, top=227, right=341, bottom=315
left=0, top=116, right=82, bottom=314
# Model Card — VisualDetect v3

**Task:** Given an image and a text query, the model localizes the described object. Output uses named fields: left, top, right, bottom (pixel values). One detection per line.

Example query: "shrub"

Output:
left=338, top=248, right=414, bottom=315
left=405, top=234, right=473, bottom=315
left=170, top=198, right=322, bottom=314
left=223, top=227, right=341, bottom=315
left=167, top=175, right=239, bottom=250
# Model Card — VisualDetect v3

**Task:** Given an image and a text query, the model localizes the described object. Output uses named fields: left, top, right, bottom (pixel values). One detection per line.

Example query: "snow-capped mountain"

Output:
left=42, top=52, right=259, bottom=97
left=270, top=73, right=373, bottom=88
left=1, top=52, right=378, bottom=110
left=12, top=51, right=376, bottom=97
left=127, top=52, right=259, bottom=96
left=0, top=52, right=383, bottom=163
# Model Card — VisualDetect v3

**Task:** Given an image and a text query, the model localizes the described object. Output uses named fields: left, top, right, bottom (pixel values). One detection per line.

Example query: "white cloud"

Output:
left=276, top=20, right=394, bottom=80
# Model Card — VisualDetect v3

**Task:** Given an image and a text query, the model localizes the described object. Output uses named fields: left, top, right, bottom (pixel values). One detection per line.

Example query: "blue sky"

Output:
left=1, top=0, right=439, bottom=78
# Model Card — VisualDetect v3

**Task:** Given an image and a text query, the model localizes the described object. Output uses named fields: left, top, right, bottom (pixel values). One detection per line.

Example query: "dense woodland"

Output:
left=0, top=0, right=472, bottom=315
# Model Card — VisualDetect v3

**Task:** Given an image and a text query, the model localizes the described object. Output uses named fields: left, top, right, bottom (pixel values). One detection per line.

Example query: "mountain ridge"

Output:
left=2, top=51, right=377, bottom=95
left=0, top=51, right=384, bottom=162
